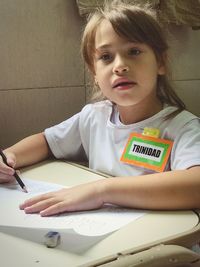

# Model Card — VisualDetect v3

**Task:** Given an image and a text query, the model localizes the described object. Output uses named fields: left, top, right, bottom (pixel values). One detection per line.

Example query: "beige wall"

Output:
left=169, top=25, right=200, bottom=117
left=0, top=0, right=85, bottom=148
left=0, top=1, right=199, bottom=148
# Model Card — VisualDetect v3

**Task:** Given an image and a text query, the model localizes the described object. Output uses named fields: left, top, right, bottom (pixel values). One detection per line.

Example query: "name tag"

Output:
left=120, top=132, right=173, bottom=172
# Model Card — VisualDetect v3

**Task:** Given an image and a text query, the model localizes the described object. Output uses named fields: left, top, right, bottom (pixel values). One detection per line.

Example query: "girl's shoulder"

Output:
left=168, top=109, right=199, bottom=128
left=164, top=108, right=200, bottom=139
left=80, top=100, right=113, bottom=115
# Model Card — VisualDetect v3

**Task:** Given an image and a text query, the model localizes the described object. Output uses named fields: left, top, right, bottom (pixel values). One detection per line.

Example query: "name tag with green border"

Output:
left=120, top=132, right=173, bottom=172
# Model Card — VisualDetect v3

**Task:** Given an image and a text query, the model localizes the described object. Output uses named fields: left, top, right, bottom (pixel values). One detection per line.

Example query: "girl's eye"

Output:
left=129, top=48, right=141, bottom=56
left=99, top=53, right=113, bottom=62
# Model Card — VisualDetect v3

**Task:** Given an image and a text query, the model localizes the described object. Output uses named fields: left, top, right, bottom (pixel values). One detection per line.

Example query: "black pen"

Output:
left=0, top=149, right=28, bottom=193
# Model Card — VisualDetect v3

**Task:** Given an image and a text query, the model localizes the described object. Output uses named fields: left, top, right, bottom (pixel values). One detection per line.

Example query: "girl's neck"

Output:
left=117, top=98, right=163, bottom=125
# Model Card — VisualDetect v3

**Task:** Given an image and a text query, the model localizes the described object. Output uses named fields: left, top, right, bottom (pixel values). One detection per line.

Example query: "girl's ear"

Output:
left=158, top=64, right=166, bottom=75
left=158, top=52, right=167, bottom=75
left=94, top=76, right=98, bottom=85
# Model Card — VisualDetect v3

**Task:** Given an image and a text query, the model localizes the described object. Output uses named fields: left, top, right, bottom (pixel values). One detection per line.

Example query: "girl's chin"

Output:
left=114, top=100, right=140, bottom=107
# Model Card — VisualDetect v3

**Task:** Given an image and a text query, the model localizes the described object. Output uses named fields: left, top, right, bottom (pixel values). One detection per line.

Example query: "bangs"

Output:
left=105, top=6, right=168, bottom=54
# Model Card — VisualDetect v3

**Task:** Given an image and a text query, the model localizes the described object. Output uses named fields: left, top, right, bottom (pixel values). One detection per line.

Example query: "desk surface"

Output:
left=0, top=160, right=199, bottom=267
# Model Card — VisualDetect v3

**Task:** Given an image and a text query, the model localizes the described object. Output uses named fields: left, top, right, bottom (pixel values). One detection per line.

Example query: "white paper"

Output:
left=0, top=178, right=146, bottom=250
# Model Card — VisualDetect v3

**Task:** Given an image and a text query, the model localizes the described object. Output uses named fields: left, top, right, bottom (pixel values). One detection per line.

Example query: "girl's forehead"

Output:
left=94, top=19, right=146, bottom=51
left=95, top=19, right=113, bottom=38
left=95, top=20, right=125, bottom=49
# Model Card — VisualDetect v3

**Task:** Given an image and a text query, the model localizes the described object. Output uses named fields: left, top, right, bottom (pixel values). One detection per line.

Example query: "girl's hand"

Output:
left=0, top=151, right=16, bottom=183
left=19, top=181, right=105, bottom=216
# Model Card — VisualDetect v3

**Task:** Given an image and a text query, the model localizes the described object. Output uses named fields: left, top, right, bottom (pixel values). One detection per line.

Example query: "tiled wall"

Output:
left=0, top=1, right=199, bottom=148
left=169, top=25, right=200, bottom=116
left=0, top=0, right=85, bottom=148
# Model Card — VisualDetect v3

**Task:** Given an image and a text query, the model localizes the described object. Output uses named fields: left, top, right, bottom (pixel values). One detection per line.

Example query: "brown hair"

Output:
left=81, top=0, right=185, bottom=113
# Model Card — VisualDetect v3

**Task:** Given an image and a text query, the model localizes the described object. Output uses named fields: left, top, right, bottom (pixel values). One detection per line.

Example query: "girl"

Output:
left=0, top=1, right=200, bottom=216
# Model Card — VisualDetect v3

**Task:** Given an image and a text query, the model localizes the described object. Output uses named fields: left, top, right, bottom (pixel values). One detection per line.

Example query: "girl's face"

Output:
left=94, top=20, right=165, bottom=117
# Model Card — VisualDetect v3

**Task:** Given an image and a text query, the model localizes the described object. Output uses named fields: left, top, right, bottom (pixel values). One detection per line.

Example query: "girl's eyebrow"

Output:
left=96, top=41, right=143, bottom=50
left=95, top=44, right=112, bottom=51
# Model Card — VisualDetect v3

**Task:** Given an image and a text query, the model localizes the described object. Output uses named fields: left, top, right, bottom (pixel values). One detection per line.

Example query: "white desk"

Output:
left=0, top=160, right=199, bottom=267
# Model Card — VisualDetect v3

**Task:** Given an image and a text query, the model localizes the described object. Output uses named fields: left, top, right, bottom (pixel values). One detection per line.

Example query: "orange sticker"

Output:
left=121, top=132, right=173, bottom=172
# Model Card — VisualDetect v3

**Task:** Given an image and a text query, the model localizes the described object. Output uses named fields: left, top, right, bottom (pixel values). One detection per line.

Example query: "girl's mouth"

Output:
left=112, top=80, right=137, bottom=90
left=112, top=78, right=136, bottom=90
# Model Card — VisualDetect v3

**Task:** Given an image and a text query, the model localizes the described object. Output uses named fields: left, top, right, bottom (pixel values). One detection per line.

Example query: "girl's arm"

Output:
left=0, top=132, right=51, bottom=183
left=103, top=166, right=200, bottom=210
left=20, top=166, right=200, bottom=216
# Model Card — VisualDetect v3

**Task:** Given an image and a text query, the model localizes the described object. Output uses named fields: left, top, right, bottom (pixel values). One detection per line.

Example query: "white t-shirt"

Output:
left=45, top=100, right=200, bottom=177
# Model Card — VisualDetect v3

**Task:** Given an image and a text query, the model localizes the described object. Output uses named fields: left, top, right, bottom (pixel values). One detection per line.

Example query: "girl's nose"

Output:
left=113, top=57, right=129, bottom=75
left=113, top=66, right=129, bottom=74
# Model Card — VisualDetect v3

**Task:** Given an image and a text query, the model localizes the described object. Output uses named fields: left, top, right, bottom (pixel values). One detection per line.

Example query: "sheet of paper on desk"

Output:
left=0, top=179, right=146, bottom=251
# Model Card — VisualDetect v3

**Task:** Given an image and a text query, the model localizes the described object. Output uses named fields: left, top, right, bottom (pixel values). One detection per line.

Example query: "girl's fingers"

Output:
left=0, top=152, right=16, bottom=169
left=0, top=153, right=16, bottom=183
left=0, top=173, right=16, bottom=183
left=23, top=197, right=59, bottom=214
left=20, top=184, right=103, bottom=216
left=40, top=202, right=67, bottom=217
left=6, top=157, right=16, bottom=168
left=20, top=189, right=76, bottom=216
left=0, top=163, right=15, bottom=176
left=19, top=191, right=55, bottom=209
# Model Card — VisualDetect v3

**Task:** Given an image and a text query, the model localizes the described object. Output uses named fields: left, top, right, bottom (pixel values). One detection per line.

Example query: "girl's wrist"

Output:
left=95, top=178, right=115, bottom=204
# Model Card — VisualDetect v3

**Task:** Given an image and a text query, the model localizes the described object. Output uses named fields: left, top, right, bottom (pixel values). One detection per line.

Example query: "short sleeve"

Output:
left=44, top=112, right=86, bottom=160
left=171, top=118, right=200, bottom=170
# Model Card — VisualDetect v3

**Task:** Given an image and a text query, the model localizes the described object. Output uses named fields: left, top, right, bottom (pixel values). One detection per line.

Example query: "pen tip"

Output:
left=23, top=187, right=28, bottom=193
